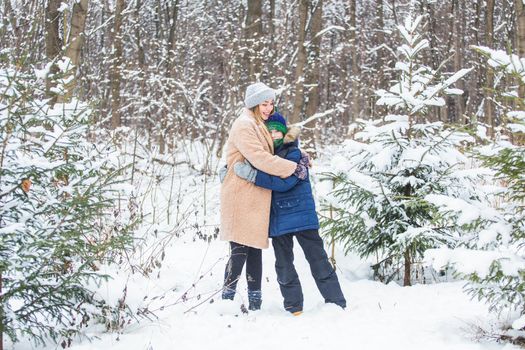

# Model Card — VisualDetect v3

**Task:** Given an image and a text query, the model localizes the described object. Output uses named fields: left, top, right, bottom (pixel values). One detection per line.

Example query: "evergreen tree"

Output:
left=0, top=57, right=135, bottom=346
left=320, top=16, right=487, bottom=286
left=426, top=46, right=525, bottom=329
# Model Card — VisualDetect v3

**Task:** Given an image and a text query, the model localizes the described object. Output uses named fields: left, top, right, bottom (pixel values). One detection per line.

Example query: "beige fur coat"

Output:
left=220, top=108, right=297, bottom=249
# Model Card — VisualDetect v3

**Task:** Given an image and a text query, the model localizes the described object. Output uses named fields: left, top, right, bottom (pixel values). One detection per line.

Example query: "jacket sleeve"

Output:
left=254, top=172, right=301, bottom=192
left=233, top=121, right=297, bottom=178
left=254, top=149, right=303, bottom=192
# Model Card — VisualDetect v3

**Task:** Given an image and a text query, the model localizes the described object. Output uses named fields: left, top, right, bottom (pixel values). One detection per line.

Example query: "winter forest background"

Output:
left=2, top=0, right=525, bottom=349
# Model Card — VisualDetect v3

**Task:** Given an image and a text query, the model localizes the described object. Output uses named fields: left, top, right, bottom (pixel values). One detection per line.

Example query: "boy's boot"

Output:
left=222, top=287, right=235, bottom=301
left=248, top=290, right=262, bottom=311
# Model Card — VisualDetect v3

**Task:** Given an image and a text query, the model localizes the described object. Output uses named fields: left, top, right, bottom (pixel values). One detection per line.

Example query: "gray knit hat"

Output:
left=244, top=82, right=276, bottom=108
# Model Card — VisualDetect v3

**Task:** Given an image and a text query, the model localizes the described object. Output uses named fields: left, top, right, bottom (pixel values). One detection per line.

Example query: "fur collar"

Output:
left=240, top=107, right=255, bottom=120
left=284, top=125, right=301, bottom=144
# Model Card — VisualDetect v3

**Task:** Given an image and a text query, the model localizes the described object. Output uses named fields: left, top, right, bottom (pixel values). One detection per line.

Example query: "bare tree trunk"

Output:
left=134, top=0, right=146, bottom=95
left=349, top=0, right=359, bottom=127
left=245, top=0, right=263, bottom=81
left=391, top=0, right=398, bottom=25
left=2, top=0, right=20, bottom=55
left=134, top=0, right=146, bottom=132
left=166, top=0, right=180, bottom=76
left=306, top=0, right=323, bottom=151
left=515, top=0, right=525, bottom=98
left=135, top=0, right=145, bottom=69
left=453, top=0, right=465, bottom=124
left=161, top=0, right=180, bottom=152
left=269, top=0, right=276, bottom=47
left=404, top=249, right=411, bottom=286
left=403, top=181, right=413, bottom=286
left=154, top=0, right=164, bottom=41
left=422, top=0, right=443, bottom=122
left=485, top=0, right=495, bottom=137
left=468, top=0, right=484, bottom=126
left=45, top=0, right=62, bottom=104
left=66, top=0, right=89, bottom=66
left=59, top=0, right=89, bottom=102
left=374, top=0, right=385, bottom=119
left=423, top=1, right=439, bottom=70
left=111, top=0, right=125, bottom=129
left=156, top=0, right=166, bottom=154
left=305, top=0, right=322, bottom=119
left=290, top=0, right=309, bottom=124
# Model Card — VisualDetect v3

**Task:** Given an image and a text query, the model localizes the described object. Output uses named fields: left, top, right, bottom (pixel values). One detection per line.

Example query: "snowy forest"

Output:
left=1, top=0, right=525, bottom=349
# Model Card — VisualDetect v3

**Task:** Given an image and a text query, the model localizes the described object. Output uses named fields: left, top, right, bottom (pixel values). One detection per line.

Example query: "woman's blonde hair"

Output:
left=250, top=105, right=274, bottom=125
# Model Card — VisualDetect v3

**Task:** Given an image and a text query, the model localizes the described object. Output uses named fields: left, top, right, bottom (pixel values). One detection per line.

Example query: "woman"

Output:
left=220, top=82, right=307, bottom=311
left=234, top=113, right=346, bottom=315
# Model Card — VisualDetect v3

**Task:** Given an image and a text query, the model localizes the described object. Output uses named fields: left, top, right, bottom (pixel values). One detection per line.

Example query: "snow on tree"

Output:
left=426, top=46, right=525, bottom=330
left=0, top=58, right=137, bottom=346
left=320, top=15, right=491, bottom=286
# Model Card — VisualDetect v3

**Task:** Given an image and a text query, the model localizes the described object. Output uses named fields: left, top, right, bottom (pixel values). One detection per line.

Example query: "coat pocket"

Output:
left=276, top=198, right=300, bottom=209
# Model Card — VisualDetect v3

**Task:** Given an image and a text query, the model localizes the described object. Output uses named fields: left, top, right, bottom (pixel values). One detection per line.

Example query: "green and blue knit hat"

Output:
left=266, top=113, right=288, bottom=135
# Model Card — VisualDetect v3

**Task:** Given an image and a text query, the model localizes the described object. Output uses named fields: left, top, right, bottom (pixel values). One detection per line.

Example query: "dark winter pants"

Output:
left=222, top=242, right=262, bottom=309
left=272, top=230, right=346, bottom=313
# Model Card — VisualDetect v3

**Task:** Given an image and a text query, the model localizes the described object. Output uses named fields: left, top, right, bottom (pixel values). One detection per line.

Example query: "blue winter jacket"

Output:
left=254, top=128, right=319, bottom=237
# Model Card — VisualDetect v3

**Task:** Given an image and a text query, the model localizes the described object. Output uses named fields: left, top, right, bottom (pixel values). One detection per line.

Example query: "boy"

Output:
left=233, top=113, right=347, bottom=315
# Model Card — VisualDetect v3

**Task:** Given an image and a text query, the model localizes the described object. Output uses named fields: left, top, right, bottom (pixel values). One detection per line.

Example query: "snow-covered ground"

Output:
left=10, top=143, right=520, bottom=350
left=76, top=253, right=511, bottom=350
left=23, top=241, right=513, bottom=350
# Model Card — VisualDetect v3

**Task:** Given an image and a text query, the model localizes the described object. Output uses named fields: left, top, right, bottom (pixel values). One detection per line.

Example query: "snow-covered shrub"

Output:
left=320, top=16, right=489, bottom=286
left=0, top=59, right=137, bottom=346
left=427, top=46, right=525, bottom=329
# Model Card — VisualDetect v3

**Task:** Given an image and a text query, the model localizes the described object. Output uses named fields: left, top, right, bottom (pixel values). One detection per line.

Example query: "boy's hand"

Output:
left=293, top=163, right=308, bottom=180
left=300, top=150, right=312, bottom=168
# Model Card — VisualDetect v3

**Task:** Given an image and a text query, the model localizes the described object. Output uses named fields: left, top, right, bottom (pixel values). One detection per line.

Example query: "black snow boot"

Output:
left=248, top=290, right=262, bottom=311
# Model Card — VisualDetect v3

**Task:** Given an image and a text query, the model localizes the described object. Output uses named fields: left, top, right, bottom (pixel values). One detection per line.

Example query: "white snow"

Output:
left=425, top=194, right=487, bottom=225
left=507, top=111, right=525, bottom=120
left=13, top=236, right=510, bottom=350
left=57, top=2, right=69, bottom=12
left=7, top=143, right=515, bottom=350
left=37, top=278, right=504, bottom=350
left=508, top=123, right=525, bottom=133
left=513, top=315, right=525, bottom=330
left=425, top=247, right=525, bottom=278
left=473, top=46, right=525, bottom=84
